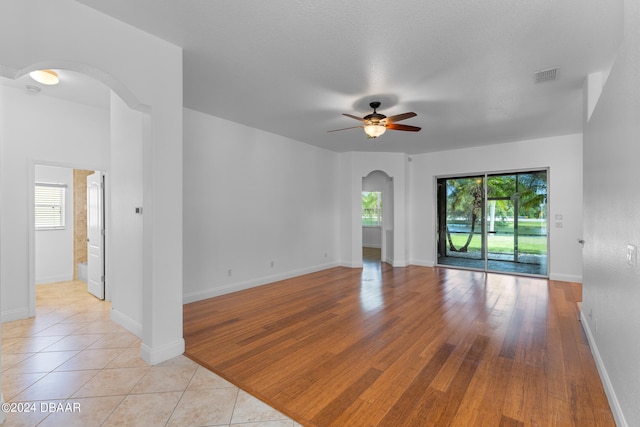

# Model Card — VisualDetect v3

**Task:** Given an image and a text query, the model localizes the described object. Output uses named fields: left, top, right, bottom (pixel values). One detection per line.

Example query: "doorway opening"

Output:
left=436, top=170, right=548, bottom=276
left=34, top=165, right=106, bottom=301
left=362, top=170, right=393, bottom=266
left=362, top=191, right=382, bottom=264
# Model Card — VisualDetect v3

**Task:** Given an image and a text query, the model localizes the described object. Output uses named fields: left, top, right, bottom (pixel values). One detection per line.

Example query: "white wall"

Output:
left=0, top=84, right=110, bottom=322
left=363, top=228, right=381, bottom=248
left=409, top=134, right=584, bottom=282
left=182, top=108, right=340, bottom=302
left=581, top=1, right=640, bottom=425
left=0, top=0, right=184, bottom=364
left=35, top=165, right=74, bottom=284
left=108, top=93, right=144, bottom=336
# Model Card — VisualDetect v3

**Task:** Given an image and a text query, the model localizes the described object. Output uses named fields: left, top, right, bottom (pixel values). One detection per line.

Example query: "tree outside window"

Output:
left=362, top=191, right=382, bottom=227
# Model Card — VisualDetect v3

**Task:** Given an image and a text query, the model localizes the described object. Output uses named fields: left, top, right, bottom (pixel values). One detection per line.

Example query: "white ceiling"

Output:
left=36, top=1, right=629, bottom=153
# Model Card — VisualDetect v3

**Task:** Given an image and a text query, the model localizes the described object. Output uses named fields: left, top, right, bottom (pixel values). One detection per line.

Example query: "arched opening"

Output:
left=362, top=170, right=394, bottom=266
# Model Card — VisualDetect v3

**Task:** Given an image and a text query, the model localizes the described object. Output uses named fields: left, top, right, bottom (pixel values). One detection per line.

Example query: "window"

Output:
left=362, top=191, right=382, bottom=227
left=35, top=183, right=66, bottom=230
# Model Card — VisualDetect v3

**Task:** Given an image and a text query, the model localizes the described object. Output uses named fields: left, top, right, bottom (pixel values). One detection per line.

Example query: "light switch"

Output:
left=627, top=244, right=637, bottom=267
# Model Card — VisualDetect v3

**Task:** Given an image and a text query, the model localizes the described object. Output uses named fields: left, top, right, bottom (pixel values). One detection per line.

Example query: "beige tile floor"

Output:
left=1, top=281, right=302, bottom=427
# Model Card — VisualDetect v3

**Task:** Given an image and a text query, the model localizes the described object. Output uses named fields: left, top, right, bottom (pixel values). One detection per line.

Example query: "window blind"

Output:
left=35, top=183, right=66, bottom=229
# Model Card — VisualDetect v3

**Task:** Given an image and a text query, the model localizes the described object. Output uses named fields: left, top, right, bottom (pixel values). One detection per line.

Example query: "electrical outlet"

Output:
left=627, top=244, right=637, bottom=267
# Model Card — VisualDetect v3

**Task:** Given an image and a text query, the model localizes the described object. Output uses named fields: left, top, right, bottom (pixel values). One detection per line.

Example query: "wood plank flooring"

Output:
left=183, top=264, right=615, bottom=426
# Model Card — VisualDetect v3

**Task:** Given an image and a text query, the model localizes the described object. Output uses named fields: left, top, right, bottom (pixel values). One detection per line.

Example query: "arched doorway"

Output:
left=362, top=170, right=393, bottom=265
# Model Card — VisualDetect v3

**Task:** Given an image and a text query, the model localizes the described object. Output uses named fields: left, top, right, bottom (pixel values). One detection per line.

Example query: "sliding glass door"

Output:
left=437, top=170, right=548, bottom=276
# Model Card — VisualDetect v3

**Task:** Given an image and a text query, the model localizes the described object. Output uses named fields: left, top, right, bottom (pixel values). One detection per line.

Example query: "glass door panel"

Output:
left=487, top=174, right=516, bottom=268
left=486, top=198, right=515, bottom=265
left=437, top=176, right=485, bottom=270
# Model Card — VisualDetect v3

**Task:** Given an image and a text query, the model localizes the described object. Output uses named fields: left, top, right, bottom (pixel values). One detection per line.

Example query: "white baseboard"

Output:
left=340, top=261, right=362, bottom=268
left=1, top=307, right=30, bottom=323
left=183, top=261, right=340, bottom=304
left=549, top=273, right=582, bottom=283
left=391, top=259, right=407, bottom=267
left=110, top=309, right=142, bottom=337
left=36, top=274, right=73, bottom=284
left=140, top=338, right=185, bottom=365
left=408, top=259, right=435, bottom=267
left=580, top=311, right=628, bottom=427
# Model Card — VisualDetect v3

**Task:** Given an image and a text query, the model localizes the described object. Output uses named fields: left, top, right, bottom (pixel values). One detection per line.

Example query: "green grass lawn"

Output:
left=448, top=233, right=547, bottom=255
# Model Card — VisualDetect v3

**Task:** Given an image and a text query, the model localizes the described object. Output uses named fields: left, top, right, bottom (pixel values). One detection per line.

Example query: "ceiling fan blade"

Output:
left=327, top=125, right=364, bottom=133
left=386, top=123, right=421, bottom=132
left=343, top=113, right=365, bottom=121
left=384, top=112, right=417, bottom=123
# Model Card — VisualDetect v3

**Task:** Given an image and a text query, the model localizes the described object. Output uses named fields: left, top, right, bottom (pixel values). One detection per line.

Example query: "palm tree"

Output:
left=362, top=191, right=382, bottom=227
left=445, top=178, right=483, bottom=252
left=516, top=171, right=547, bottom=219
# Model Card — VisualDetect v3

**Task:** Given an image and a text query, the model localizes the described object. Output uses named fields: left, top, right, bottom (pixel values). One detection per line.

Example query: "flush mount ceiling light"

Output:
left=29, top=69, right=59, bottom=85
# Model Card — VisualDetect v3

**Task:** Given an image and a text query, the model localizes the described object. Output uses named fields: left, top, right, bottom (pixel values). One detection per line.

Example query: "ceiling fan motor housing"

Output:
left=364, top=102, right=386, bottom=124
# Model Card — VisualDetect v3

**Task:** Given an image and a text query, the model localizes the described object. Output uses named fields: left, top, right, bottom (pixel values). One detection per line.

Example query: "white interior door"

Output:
left=87, top=172, right=105, bottom=300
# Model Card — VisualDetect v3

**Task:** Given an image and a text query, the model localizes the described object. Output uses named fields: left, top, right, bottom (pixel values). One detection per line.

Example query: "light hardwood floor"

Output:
left=184, top=264, right=615, bottom=426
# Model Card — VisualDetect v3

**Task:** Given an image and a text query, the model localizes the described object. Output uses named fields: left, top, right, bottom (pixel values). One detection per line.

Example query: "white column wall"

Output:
left=108, top=93, right=144, bottom=336
left=581, top=0, right=640, bottom=424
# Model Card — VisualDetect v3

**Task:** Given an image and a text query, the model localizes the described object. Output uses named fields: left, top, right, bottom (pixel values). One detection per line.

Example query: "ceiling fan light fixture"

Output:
left=364, top=123, right=386, bottom=138
left=329, top=101, right=419, bottom=137
left=29, top=69, right=59, bottom=85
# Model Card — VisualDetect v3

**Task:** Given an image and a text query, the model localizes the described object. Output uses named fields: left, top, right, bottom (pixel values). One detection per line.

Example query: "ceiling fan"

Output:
left=328, top=101, right=421, bottom=139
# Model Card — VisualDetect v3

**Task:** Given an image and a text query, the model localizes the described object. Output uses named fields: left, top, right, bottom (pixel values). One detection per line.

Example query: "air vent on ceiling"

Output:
left=534, top=67, right=559, bottom=84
